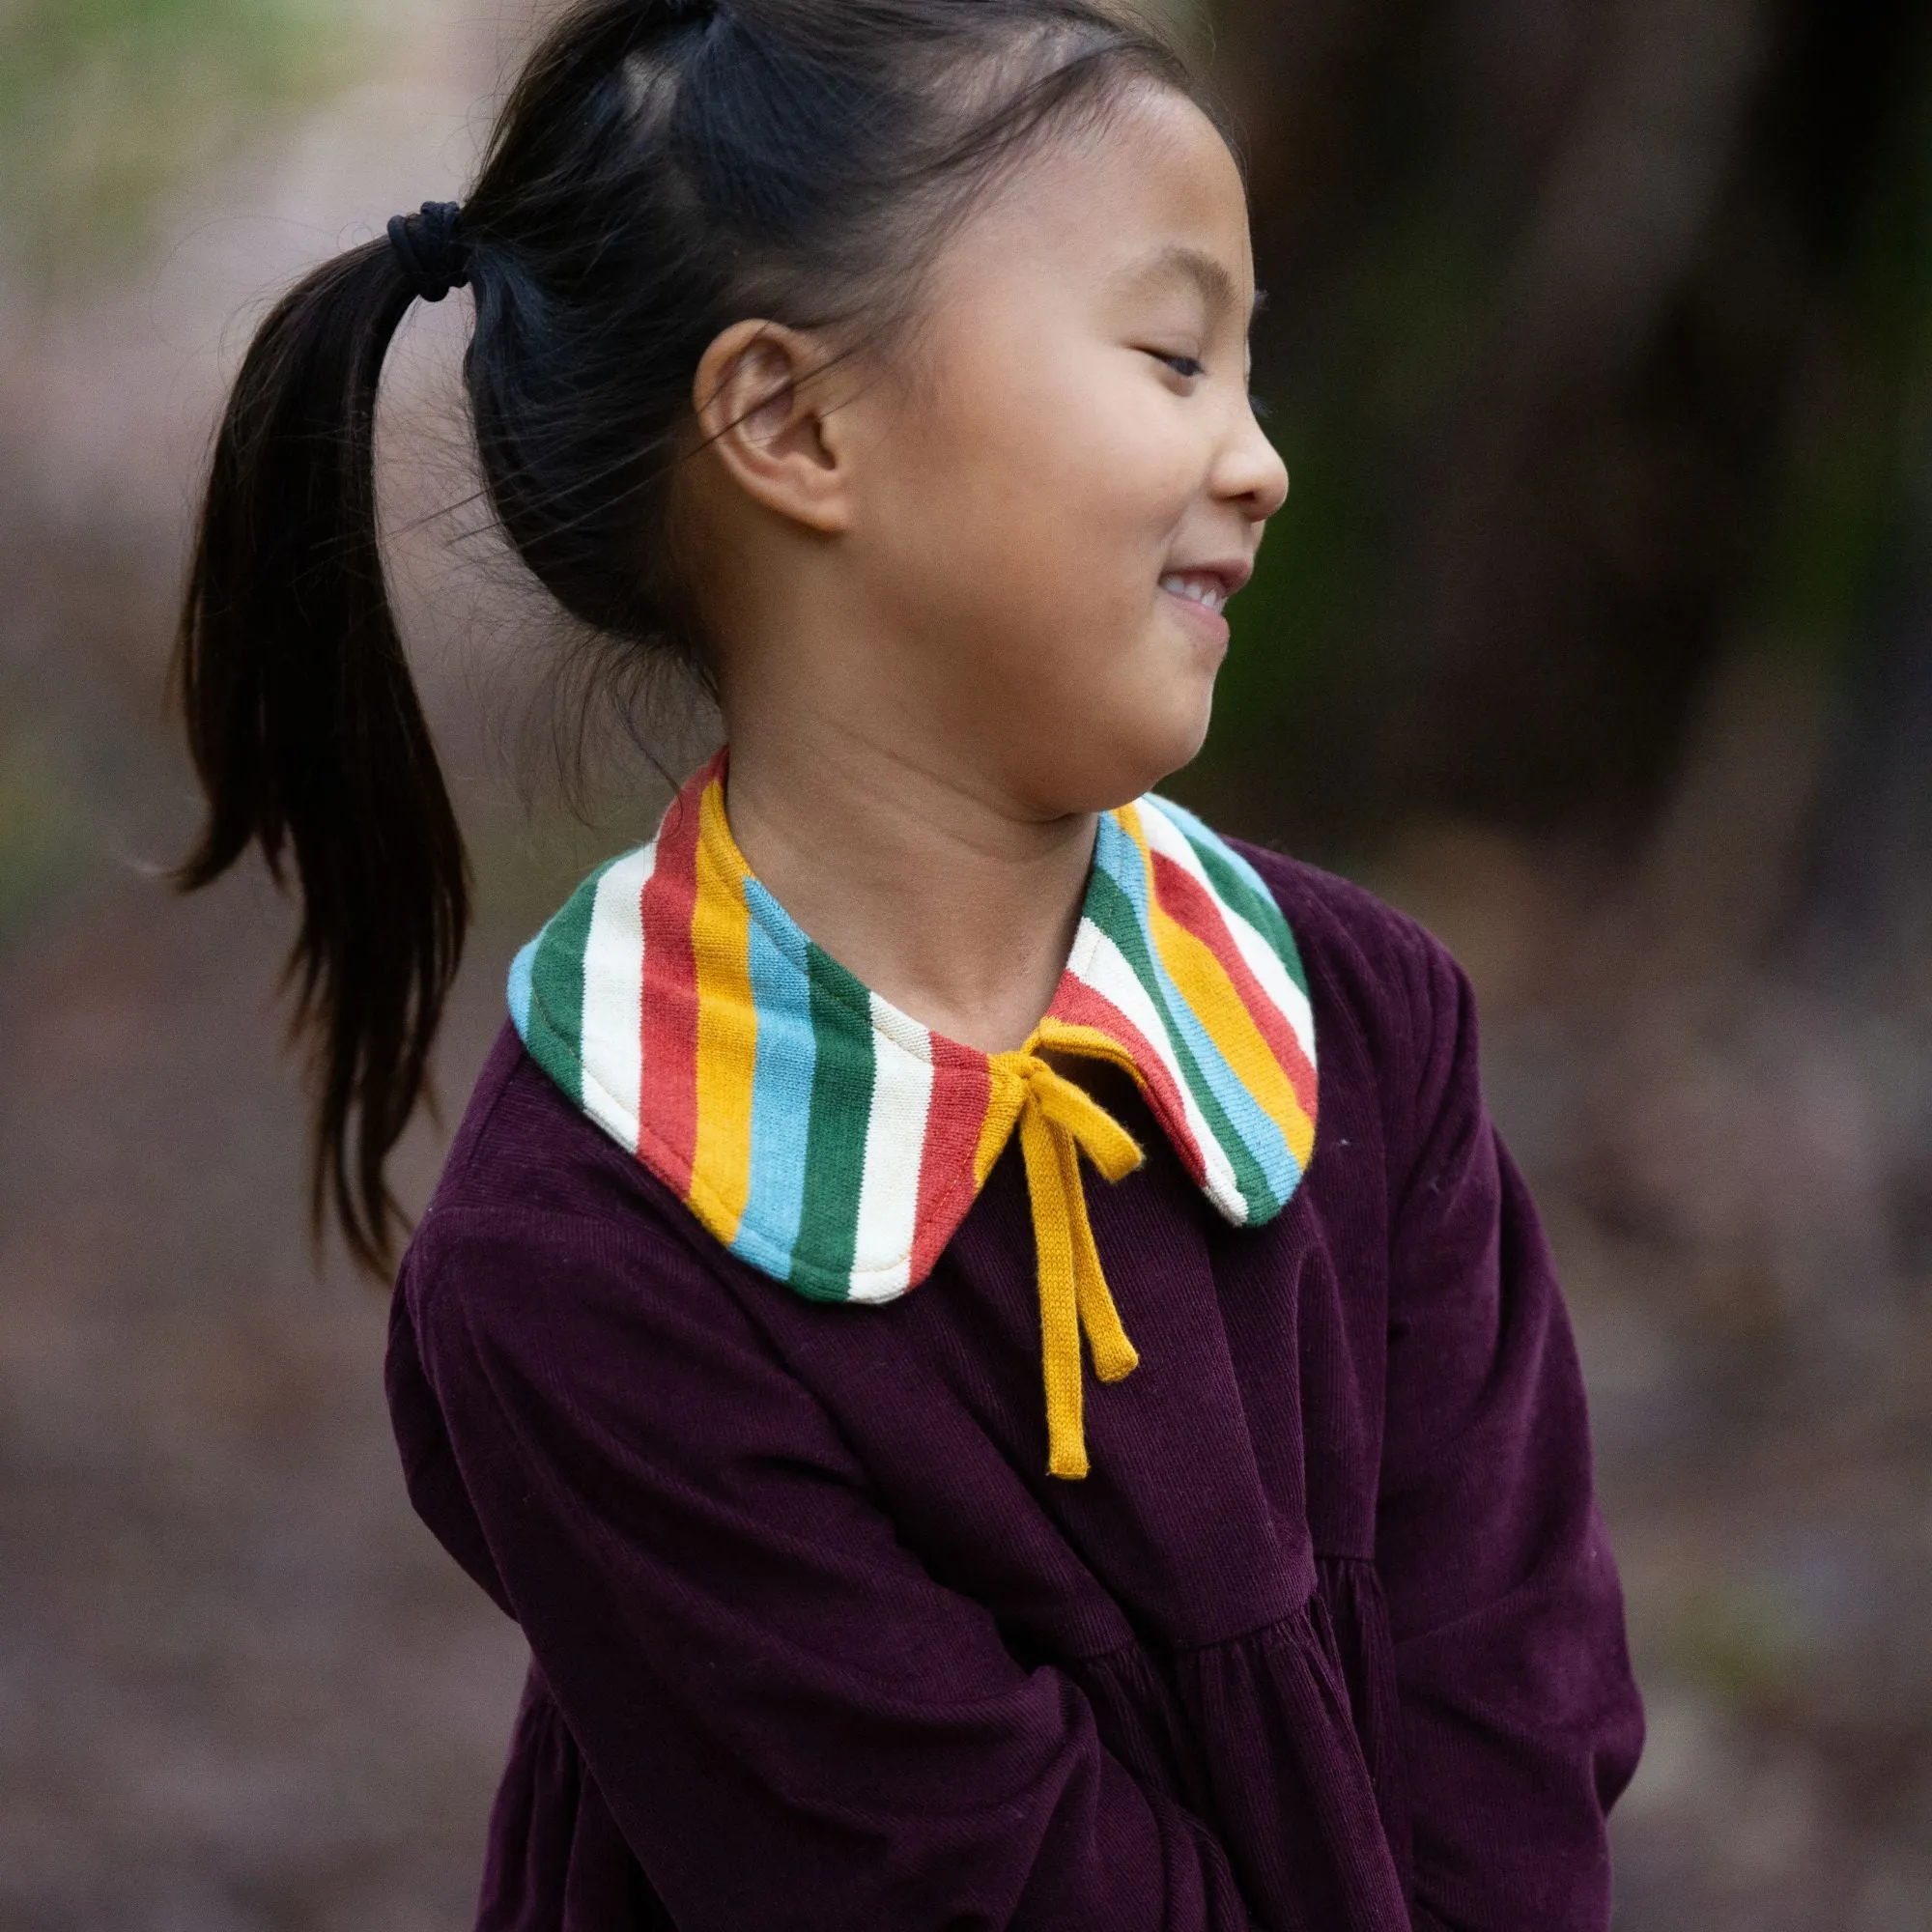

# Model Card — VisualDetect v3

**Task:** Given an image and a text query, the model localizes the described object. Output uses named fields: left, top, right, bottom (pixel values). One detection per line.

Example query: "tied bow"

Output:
left=996, top=1051, right=1145, bottom=1479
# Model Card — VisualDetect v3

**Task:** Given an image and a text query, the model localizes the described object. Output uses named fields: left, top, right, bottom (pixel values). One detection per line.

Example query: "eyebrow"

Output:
left=1116, top=243, right=1265, bottom=324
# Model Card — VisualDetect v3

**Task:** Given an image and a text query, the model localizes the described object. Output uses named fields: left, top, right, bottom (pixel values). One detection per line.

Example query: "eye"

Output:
left=1147, top=349, right=1207, bottom=381
left=1249, top=391, right=1271, bottom=420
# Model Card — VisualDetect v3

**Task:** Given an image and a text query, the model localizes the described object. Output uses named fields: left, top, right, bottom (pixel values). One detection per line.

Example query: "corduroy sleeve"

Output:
left=1373, top=931, right=1645, bottom=1932
left=393, top=1202, right=1258, bottom=1932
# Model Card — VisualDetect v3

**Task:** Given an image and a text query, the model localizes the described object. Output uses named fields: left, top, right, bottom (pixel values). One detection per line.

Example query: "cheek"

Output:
left=1009, top=374, right=1197, bottom=559
left=861, top=349, right=1218, bottom=799
left=905, top=363, right=1200, bottom=633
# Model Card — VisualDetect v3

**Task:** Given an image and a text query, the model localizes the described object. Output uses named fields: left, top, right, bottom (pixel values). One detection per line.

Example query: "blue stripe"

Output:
left=729, top=877, right=817, bottom=1276
left=1142, top=793, right=1275, bottom=901
left=1094, top=814, right=1298, bottom=1211
left=507, top=939, right=536, bottom=1040
left=1143, top=793, right=1305, bottom=982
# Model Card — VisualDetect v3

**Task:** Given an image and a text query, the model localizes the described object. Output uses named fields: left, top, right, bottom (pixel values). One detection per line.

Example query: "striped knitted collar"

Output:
left=509, top=751, right=1318, bottom=1306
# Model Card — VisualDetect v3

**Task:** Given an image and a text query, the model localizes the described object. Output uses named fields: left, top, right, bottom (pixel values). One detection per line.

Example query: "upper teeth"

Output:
left=1162, top=574, right=1227, bottom=614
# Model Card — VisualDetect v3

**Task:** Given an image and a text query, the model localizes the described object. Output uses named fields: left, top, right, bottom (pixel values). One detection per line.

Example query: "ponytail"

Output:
left=174, top=237, right=469, bottom=1275
left=175, top=0, right=1211, bottom=1277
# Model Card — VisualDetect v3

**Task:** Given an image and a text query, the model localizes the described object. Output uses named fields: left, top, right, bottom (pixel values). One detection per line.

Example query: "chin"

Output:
left=1009, top=644, right=1216, bottom=810
left=1068, top=708, right=1214, bottom=812
left=1137, top=691, right=1216, bottom=791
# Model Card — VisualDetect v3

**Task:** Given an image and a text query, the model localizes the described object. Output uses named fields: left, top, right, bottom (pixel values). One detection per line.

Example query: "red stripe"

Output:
left=910, top=1037, right=991, bottom=1280
left=1150, top=851, right=1317, bottom=1122
left=638, top=767, right=711, bottom=1193
left=908, top=1043, right=989, bottom=1283
left=1049, top=976, right=1208, bottom=1185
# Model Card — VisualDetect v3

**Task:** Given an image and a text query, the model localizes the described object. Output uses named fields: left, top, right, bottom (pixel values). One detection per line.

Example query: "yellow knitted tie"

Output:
left=1004, top=1054, right=1145, bottom=1479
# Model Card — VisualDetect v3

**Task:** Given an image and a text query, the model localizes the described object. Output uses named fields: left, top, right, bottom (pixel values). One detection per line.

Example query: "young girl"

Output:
left=175, top=1, right=1643, bottom=1925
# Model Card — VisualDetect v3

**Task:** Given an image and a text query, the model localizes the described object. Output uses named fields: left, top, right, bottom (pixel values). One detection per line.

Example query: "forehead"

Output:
left=925, top=84, right=1256, bottom=312
left=1108, top=240, right=1259, bottom=327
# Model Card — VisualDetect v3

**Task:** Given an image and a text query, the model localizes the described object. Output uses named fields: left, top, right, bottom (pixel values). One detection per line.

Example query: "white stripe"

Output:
left=1221, top=908, right=1316, bottom=1067
left=1071, top=920, right=1243, bottom=1219
left=848, top=993, right=934, bottom=1301
left=1137, top=799, right=1315, bottom=1067
left=578, top=841, right=656, bottom=1152
left=1133, top=792, right=1204, bottom=869
left=1068, top=920, right=1192, bottom=1104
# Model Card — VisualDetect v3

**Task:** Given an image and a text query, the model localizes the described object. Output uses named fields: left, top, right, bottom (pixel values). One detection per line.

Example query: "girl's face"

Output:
left=842, top=82, right=1289, bottom=814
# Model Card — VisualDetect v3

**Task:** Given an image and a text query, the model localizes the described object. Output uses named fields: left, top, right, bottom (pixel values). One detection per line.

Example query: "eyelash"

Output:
left=1145, top=351, right=1271, bottom=418
left=1144, top=352, right=1267, bottom=419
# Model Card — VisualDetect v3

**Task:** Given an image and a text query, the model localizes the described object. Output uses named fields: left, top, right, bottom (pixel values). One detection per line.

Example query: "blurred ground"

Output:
left=0, top=8, right=541, bottom=1922
left=4, top=0, right=1932, bottom=1926
left=0, top=867, right=526, bottom=1928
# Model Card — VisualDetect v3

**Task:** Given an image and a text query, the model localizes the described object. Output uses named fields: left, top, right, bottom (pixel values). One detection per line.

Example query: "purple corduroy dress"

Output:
left=384, top=839, right=1644, bottom=1931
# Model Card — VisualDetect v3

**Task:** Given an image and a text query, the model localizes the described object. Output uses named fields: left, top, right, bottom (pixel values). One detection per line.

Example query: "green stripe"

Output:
left=791, top=943, right=877, bottom=1297
left=524, top=860, right=614, bottom=1106
left=1085, top=867, right=1274, bottom=1216
left=1179, top=828, right=1309, bottom=1002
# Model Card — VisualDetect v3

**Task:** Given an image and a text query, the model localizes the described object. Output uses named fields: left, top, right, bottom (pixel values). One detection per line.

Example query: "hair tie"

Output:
left=386, top=201, right=470, bottom=303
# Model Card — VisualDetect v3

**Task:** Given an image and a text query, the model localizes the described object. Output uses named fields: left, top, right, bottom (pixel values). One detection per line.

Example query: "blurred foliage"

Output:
left=0, top=0, right=357, bottom=281
left=1751, top=89, right=1932, bottom=670
left=1208, top=180, right=1508, bottom=850
left=1195, top=0, right=1932, bottom=863
left=1664, top=1580, right=1810, bottom=1708
left=0, top=726, right=71, bottom=946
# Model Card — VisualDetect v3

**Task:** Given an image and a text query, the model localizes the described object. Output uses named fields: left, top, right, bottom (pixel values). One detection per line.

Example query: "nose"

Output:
left=1214, top=396, right=1290, bottom=524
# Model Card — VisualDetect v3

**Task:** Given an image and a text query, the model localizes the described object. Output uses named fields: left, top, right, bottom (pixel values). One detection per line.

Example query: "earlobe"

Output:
left=692, top=320, right=853, bottom=535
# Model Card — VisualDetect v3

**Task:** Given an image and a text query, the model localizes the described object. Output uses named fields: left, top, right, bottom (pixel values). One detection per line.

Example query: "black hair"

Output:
left=174, top=0, right=1224, bottom=1273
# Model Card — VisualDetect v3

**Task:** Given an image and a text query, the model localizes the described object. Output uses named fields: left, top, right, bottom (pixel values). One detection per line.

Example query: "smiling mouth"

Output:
left=1159, top=571, right=1232, bottom=616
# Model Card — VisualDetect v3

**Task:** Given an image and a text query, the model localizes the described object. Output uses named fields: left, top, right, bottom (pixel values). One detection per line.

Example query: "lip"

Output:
left=1163, top=558, right=1255, bottom=601
left=1161, top=582, right=1233, bottom=656
left=1158, top=557, right=1250, bottom=656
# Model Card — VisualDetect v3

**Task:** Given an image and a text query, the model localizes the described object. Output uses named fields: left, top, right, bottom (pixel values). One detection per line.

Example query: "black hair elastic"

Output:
left=386, top=201, right=470, bottom=303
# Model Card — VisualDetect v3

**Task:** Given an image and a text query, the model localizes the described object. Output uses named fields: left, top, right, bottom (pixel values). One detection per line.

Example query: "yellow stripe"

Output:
left=1013, top=1059, right=1143, bottom=1479
left=1121, top=810, right=1315, bottom=1167
left=1018, top=1101, right=1089, bottom=1478
left=975, top=1058, right=1028, bottom=1186
left=691, top=779, right=759, bottom=1239
left=1032, top=1017, right=1145, bottom=1088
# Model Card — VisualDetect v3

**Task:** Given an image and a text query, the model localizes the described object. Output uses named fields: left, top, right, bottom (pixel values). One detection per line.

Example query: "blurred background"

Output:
left=2, top=0, right=1929, bottom=1923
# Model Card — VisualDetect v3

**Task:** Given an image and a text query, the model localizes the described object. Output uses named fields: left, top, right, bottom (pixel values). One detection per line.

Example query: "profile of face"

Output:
left=692, top=81, right=1290, bottom=820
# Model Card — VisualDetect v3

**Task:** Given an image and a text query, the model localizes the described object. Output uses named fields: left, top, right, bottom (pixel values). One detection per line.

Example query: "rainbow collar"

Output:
left=510, top=753, right=1319, bottom=1475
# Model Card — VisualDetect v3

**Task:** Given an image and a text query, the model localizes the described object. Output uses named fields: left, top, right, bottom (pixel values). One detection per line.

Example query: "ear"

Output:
left=692, top=320, right=856, bottom=535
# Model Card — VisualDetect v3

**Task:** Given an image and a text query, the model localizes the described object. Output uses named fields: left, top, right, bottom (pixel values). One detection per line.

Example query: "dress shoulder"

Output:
left=1227, top=836, right=1477, bottom=1190
left=1231, top=839, right=1460, bottom=1017
left=414, top=1019, right=714, bottom=1271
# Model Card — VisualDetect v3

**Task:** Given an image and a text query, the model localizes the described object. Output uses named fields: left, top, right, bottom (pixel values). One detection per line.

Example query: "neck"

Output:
left=721, top=721, right=1097, bottom=1056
